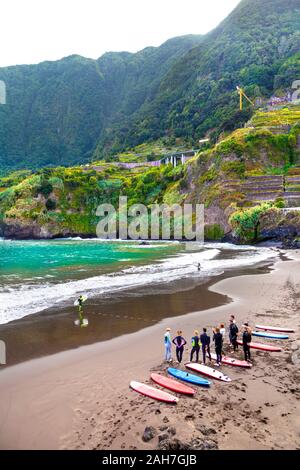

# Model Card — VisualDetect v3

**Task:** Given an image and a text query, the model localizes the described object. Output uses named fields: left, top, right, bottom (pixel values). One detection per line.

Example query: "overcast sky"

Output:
left=0, top=0, right=241, bottom=67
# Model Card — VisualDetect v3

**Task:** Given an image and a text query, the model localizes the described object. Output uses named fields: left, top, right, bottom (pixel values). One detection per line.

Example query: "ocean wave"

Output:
left=0, top=245, right=276, bottom=325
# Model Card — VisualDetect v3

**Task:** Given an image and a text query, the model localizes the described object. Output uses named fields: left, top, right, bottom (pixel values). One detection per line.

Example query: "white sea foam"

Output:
left=0, top=244, right=276, bottom=325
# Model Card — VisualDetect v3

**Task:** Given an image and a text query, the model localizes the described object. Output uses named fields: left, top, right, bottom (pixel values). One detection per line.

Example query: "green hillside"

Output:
left=1, top=106, right=299, bottom=243
left=0, top=35, right=202, bottom=174
left=1, top=0, right=300, bottom=173
left=100, top=0, right=300, bottom=152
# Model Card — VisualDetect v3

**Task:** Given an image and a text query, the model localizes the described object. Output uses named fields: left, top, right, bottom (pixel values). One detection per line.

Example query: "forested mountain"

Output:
left=0, top=0, right=300, bottom=173
left=114, top=0, right=300, bottom=148
left=0, top=35, right=202, bottom=173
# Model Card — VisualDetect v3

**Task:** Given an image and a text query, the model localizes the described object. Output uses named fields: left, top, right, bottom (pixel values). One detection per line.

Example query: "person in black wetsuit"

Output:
left=200, top=328, right=211, bottom=364
left=172, top=330, right=187, bottom=364
left=213, top=327, right=223, bottom=366
left=229, top=319, right=239, bottom=351
left=242, top=323, right=252, bottom=362
left=190, top=330, right=201, bottom=362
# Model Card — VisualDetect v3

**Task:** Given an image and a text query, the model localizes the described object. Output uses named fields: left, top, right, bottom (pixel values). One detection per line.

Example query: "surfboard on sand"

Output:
left=209, top=352, right=252, bottom=368
left=252, top=331, right=289, bottom=340
left=74, top=295, right=88, bottom=306
left=185, top=362, right=232, bottom=382
left=167, top=368, right=211, bottom=387
left=255, top=325, right=294, bottom=333
left=74, top=318, right=89, bottom=327
left=130, top=381, right=178, bottom=404
left=151, top=373, right=195, bottom=395
left=237, top=340, right=282, bottom=352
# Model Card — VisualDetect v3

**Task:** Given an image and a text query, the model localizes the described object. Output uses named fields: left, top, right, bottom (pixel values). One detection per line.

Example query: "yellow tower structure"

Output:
left=236, top=86, right=255, bottom=111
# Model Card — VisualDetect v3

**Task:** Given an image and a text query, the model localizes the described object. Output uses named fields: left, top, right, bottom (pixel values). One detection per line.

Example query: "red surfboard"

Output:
left=237, top=340, right=282, bottom=352
left=151, top=373, right=195, bottom=395
left=209, top=352, right=252, bottom=368
left=185, top=362, right=232, bottom=382
left=130, top=381, right=178, bottom=403
left=256, top=325, right=295, bottom=333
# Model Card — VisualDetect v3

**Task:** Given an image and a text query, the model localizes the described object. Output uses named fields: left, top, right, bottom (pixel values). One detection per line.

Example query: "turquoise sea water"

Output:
left=0, top=238, right=180, bottom=282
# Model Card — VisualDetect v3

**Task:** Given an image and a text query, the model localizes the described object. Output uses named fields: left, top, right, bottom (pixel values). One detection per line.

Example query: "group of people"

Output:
left=164, top=315, right=253, bottom=366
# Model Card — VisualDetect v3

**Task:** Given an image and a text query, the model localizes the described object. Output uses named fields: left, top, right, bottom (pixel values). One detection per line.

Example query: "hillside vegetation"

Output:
left=1, top=106, right=299, bottom=243
left=1, top=0, right=300, bottom=173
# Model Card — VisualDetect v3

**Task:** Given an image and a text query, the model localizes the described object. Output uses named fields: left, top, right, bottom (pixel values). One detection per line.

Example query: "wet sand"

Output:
left=0, top=251, right=299, bottom=450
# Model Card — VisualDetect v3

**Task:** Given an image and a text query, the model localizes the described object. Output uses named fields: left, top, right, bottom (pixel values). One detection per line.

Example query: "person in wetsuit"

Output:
left=172, top=330, right=187, bottom=364
left=190, top=330, right=201, bottom=362
left=200, top=328, right=211, bottom=364
left=242, top=323, right=252, bottom=362
left=213, top=327, right=223, bottom=366
left=229, top=319, right=239, bottom=351
left=164, top=328, right=172, bottom=362
left=77, top=295, right=84, bottom=326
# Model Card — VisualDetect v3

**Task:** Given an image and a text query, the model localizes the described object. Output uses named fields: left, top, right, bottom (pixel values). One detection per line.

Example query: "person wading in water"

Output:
left=77, top=295, right=84, bottom=327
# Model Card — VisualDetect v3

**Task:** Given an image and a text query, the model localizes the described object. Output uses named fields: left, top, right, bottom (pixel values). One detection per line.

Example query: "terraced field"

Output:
left=250, top=106, right=300, bottom=131
left=223, top=169, right=300, bottom=207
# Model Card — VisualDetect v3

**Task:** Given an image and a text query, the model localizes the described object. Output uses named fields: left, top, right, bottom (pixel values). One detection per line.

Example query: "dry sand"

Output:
left=0, top=250, right=299, bottom=450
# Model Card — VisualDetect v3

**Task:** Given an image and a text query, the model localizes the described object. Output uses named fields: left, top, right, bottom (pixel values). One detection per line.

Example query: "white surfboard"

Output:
left=74, top=295, right=88, bottom=306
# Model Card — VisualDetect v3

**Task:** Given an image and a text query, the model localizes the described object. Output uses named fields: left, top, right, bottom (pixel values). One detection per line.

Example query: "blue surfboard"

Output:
left=252, top=331, right=289, bottom=340
left=167, top=368, right=211, bottom=387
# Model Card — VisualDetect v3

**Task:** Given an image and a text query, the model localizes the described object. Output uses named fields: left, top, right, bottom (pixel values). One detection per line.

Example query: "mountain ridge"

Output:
left=0, top=0, right=300, bottom=173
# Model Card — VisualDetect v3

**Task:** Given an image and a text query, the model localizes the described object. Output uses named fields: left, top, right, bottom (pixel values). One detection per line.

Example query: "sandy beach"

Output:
left=0, top=250, right=299, bottom=450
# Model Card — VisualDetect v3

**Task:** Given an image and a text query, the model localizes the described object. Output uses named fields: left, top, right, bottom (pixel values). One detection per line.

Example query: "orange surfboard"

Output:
left=151, top=373, right=195, bottom=395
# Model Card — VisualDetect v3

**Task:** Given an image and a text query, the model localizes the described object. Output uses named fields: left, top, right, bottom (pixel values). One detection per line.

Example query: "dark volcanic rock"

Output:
left=158, top=433, right=169, bottom=443
left=258, top=209, right=300, bottom=244
left=158, top=437, right=218, bottom=450
left=196, top=425, right=217, bottom=436
left=0, top=219, right=94, bottom=240
left=142, top=426, right=157, bottom=443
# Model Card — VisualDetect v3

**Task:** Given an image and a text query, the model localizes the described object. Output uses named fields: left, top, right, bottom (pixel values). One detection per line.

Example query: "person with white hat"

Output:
left=164, top=328, right=172, bottom=362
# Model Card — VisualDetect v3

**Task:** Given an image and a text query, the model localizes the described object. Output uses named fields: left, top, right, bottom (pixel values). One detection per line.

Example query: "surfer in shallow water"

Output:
left=77, top=295, right=84, bottom=327
left=172, top=330, right=187, bottom=363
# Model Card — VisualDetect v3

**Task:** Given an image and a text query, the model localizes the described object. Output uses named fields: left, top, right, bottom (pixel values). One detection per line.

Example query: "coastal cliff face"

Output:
left=1, top=107, right=300, bottom=245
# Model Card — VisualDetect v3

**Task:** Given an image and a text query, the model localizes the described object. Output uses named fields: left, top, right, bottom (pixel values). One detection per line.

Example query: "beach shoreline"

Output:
left=0, top=249, right=299, bottom=450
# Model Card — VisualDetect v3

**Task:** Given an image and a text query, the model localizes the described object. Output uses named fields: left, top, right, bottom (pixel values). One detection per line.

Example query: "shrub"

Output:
left=37, top=180, right=53, bottom=197
left=229, top=203, right=272, bottom=242
left=46, top=198, right=57, bottom=210
left=204, top=224, right=224, bottom=240
left=274, top=197, right=285, bottom=209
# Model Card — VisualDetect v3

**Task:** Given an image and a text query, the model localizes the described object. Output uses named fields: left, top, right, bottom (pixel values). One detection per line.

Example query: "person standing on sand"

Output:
left=220, top=323, right=226, bottom=340
left=242, top=323, right=252, bottom=363
left=190, top=330, right=201, bottom=362
left=200, top=328, right=211, bottom=364
left=172, top=330, right=187, bottom=364
left=164, top=328, right=172, bottom=362
left=213, top=327, right=223, bottom=366
left=229, top=319, right=239, bottom=351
